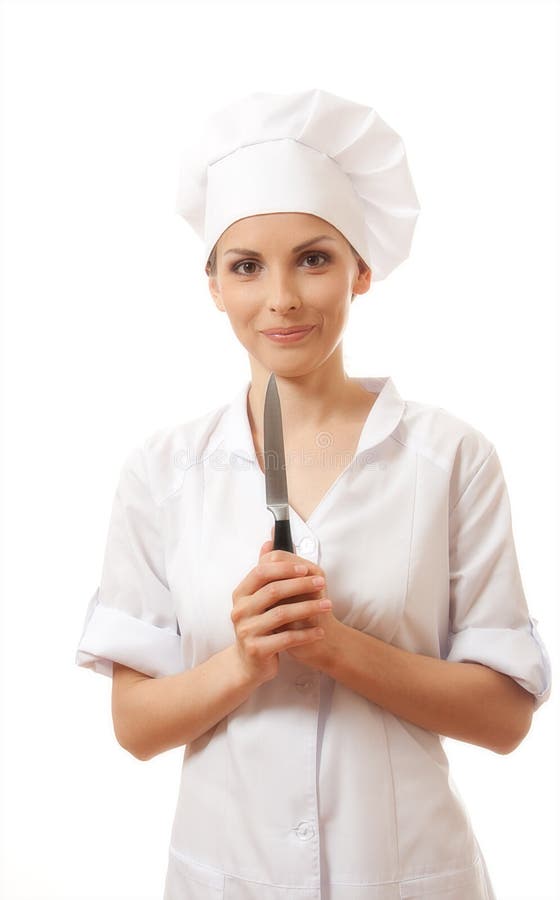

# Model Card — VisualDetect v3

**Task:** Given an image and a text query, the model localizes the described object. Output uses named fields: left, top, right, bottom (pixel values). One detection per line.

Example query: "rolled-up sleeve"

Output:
left=446, top=445, right=552, bottom=711
left=75, top=444, right=183, bottom=679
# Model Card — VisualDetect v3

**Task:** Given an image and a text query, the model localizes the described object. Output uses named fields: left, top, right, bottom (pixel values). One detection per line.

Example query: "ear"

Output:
left=208, top=275, right=225, bottom=312
left=352, top=258, right=372, bottom=296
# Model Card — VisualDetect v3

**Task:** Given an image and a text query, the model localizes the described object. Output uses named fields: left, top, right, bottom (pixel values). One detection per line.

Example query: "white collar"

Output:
left=207, top=375, right=406, bottom=463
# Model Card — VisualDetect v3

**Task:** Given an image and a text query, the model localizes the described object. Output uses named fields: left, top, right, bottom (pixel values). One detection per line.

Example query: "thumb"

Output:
left=259, top=537, right=274, bottom=559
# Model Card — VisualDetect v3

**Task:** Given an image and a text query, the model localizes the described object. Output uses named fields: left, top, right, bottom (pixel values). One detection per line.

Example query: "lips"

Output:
left=261, top=326, right=314, bottom=335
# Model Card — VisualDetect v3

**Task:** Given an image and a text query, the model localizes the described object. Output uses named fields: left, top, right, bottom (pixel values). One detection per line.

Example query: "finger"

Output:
left=259, top=539, right=274, bottom=560
left=259, top=572, right=325, bottom=618
left=261, top=547, right=322, bottom=577
left=258, top=626, right=325, bottom=654
left=260, top=540, right=301, bottom=567
left=267, top=596, right=330, bottom=634
left=241, top=564, right=323, bottom=611
left=249, top=554, right=315, bottom=596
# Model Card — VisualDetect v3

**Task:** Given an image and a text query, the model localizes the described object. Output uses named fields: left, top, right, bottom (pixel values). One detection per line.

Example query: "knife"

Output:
left=263, top=372, right=294, bottom=552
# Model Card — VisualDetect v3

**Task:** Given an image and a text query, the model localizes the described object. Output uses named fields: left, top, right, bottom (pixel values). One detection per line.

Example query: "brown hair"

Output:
left=205, top=240, right=367, bottom=303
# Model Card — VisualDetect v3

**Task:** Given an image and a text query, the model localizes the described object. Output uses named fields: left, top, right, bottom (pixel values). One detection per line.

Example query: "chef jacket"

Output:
left=75, top=374, right=552, bottom=900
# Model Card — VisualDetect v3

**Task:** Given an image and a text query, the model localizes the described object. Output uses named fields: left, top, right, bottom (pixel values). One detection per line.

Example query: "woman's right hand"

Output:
left=230, top=541, right=331, bottom=687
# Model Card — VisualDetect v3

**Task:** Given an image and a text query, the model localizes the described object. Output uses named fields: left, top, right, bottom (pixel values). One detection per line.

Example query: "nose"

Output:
left=269, top=297, right=299, bottom=312
left=266, top=275, right=301, bottom=313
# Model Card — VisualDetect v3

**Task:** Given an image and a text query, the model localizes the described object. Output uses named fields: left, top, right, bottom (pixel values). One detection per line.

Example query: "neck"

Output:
left=246, top=351, right=370, bottom=441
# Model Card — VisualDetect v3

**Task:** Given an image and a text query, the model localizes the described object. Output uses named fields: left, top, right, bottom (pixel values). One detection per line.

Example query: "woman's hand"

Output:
left=230, top=538, right=334, bottom=688
left=257, top=528, right=341, bottom=670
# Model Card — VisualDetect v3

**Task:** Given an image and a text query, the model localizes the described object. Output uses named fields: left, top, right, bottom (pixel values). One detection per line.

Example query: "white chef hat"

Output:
left=175, top=88, right=421, bottom=282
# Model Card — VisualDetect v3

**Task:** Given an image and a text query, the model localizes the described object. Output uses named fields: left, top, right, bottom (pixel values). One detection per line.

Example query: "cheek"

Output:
left=225, top=307, right=261, bottom=347
left=317, top=294, right=351, bottom=326
left=222, top=294, right=258, bottom=324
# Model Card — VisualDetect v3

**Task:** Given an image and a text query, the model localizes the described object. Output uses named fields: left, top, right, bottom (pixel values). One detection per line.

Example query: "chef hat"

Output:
left=175, top=88, right=421, bottom=282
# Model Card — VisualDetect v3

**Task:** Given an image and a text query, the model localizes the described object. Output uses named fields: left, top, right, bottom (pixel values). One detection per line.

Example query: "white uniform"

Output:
left=75, top=374, right=552, bottom=900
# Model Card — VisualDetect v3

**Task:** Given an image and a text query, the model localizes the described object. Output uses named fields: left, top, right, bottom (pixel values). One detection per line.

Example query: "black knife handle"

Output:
left=273, top=518, right=294, bottom=553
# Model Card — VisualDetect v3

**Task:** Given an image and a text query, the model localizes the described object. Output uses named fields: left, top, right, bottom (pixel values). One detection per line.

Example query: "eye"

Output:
left=230, top=251, right=330, bottom=275
left=231, top=260, right=260, bottom=275
left=302, top=252, right=330, bottom=268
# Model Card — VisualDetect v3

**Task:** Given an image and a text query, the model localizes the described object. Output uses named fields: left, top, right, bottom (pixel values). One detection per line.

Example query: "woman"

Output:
left=75, top=89, right=552, bottom=900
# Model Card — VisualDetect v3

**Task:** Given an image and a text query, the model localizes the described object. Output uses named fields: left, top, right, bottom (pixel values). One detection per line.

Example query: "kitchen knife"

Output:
left=263, top=371, right=294, bottom=552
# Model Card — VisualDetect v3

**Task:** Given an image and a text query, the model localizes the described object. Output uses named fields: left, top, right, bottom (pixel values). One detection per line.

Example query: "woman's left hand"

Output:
left=258, top=529, right=341, bottom=670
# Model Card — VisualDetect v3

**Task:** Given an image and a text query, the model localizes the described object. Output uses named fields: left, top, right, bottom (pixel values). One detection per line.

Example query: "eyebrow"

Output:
left=224, top=234, right=337, bottom=258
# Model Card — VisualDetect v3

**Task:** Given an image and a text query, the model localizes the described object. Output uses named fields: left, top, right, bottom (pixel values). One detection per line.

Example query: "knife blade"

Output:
left=263, top=372, right=294, bottom=552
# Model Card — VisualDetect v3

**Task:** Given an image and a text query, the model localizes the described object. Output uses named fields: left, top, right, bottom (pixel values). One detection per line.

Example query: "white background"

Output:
left=0, top=0, right=558, bottom=897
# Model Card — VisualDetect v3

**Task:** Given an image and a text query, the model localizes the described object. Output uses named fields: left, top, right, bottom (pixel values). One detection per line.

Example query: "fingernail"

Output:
left=312, top=576, right=325, bottom=586
left=319, top=599, right=332, bottom=609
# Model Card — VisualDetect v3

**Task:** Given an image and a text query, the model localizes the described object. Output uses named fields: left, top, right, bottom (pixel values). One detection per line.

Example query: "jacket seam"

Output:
left=449, top=445, right=496, bottom=515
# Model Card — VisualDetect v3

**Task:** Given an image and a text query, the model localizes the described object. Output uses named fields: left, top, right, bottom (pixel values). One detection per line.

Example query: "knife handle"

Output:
left=273, top=518, right=294, bottom=553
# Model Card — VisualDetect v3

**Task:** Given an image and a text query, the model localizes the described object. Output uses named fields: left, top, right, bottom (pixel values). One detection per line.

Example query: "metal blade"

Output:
left=263, top=372, right=289, bottom=520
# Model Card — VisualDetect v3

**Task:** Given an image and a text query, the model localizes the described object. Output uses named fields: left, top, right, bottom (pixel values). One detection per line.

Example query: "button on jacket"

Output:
left=75, top=375, right=552, bottom=900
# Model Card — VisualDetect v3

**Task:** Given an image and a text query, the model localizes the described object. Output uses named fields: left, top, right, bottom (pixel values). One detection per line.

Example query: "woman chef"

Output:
left=75, top=88, right=552, bottom=900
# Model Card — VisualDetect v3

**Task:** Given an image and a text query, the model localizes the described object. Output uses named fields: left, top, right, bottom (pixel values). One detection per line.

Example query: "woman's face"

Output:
left=207, top=212, right=371, bottom=376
